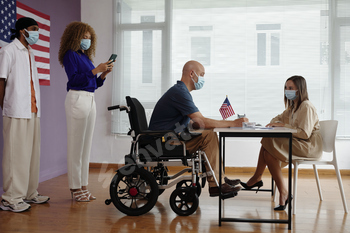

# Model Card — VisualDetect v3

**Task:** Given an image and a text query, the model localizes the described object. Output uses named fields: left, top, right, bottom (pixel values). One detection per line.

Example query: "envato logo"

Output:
left=97, top=120, right=206, bottom=188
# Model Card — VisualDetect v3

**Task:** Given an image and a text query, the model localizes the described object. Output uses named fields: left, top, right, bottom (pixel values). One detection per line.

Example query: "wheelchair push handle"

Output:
left=107, top=105, right=120, bottom=111
left=108, top=105, right=130, bottom=112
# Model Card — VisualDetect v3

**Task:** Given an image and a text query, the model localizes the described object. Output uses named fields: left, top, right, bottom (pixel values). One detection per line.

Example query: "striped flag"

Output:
left=219, top=97, right=235, bottom=120
left=0, top=0, right=50, bottom=85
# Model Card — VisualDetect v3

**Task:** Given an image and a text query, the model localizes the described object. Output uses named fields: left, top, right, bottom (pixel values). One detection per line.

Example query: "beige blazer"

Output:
left=261, top=100, right=323, bottom=164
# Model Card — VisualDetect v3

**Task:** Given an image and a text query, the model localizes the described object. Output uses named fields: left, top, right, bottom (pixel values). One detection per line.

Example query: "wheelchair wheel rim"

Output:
left=110, top=167, right=158, bottom=216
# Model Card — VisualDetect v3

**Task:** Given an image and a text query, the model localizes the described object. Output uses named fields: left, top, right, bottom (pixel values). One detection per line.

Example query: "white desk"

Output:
left=214, top=127, right=297, bottom=230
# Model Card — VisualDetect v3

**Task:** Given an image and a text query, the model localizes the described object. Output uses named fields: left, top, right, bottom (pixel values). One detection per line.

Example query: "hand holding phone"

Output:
left=108, top=54, right=117, bottom=64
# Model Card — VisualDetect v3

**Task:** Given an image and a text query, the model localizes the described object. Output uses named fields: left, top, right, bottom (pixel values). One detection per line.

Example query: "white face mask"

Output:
left=80, top=39, right=91, bottom=50
left=191, top=71, right=205, bottom=90
left=285, top=90, right=298, bottom=100
left=22, top=29, right=39, bottom=45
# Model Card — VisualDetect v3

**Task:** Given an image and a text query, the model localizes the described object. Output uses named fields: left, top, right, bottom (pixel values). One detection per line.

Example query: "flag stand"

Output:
left=224, top=95, right=228, bottom=120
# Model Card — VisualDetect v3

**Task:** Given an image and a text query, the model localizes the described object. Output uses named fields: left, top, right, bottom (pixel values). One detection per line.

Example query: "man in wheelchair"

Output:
left=149, top=60, right=248, bottom=197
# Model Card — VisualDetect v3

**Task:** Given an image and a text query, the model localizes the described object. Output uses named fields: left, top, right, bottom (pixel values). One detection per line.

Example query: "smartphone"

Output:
left=108, top=54, right=117, bottom=64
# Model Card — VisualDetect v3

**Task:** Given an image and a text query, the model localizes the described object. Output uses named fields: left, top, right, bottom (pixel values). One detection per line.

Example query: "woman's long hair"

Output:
left=284, top=75, right=309, bottom=111
left=58, top=21, right=97, bottom=66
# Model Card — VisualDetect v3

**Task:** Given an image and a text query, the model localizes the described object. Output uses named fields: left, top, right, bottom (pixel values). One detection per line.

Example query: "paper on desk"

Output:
left=255, top=127, right=273, bottom=130
left=253, top=125, right=274, bottom=130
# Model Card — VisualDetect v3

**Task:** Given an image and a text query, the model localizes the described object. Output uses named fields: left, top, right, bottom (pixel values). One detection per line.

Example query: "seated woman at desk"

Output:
left=240, top=75, right=322, bottom=210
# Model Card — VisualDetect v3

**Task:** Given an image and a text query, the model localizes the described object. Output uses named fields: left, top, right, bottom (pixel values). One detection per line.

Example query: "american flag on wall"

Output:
left=219, top=96, right=235, bottom=120
left=0, top=0, right=50, bottom=85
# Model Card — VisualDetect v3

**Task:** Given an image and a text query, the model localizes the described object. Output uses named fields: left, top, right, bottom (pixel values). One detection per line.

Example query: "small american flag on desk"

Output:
left=0, top=0, right=51, bottom=85
left=219, top=96, right=235, bottom=120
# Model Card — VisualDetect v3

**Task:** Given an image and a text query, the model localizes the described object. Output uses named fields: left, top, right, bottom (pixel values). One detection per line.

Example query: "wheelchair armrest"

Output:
left=139, top=130, right=175, bottom=136
left=137, top=130, right=178, bottom=143
left=178, top=130, right=202, bottom=141
left=138, top=129, right=202, bottom=142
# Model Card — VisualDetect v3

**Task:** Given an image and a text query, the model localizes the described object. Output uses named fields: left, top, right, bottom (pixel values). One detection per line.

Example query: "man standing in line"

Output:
left=0, top=17, right=49, bottom=213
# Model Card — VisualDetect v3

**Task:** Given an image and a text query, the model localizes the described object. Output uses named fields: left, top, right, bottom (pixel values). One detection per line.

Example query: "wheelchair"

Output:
left=105, top=96, right=227, bottom=216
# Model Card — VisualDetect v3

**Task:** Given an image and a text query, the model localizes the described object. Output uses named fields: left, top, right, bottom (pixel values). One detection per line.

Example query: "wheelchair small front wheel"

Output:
left=105, top=199, right=112, bottom=205
left=169, top=187, right=199, bottom=216
left=176, top=179, right=202, bottom=197
left=110, top=166, right=159, bottom=216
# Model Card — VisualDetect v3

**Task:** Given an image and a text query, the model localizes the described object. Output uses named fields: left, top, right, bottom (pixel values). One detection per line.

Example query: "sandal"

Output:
left=83, top=190, right=96, bottom=200
left=71, top=190, right=90, bottom=202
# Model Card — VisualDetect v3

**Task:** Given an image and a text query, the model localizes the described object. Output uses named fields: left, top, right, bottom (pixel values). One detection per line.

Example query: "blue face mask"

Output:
left=285, top=90, right=298, bottom=100
left=80, top=39, right=91, bottom=50
left=23, top=29, right=39, bottom=45
left=191, top=71, right=205, bottom=90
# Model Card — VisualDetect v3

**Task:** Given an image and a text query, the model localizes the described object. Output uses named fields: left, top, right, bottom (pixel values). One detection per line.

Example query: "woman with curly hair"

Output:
left=58, top=21, right=114, bottom=202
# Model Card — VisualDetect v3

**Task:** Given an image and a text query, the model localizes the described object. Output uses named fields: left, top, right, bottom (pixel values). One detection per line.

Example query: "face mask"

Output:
left=285, top=90, right=298, bottom=100
left=22, top=29, right=39, bottom=45
left=80, top=39, right=91, bottom=50
left=191, top=71, right=205, bottom=90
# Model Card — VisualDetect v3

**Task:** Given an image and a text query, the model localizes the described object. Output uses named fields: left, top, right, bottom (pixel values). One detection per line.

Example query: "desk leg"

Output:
left=219, top=134, right=222, bottom=226
left=288, top=135, right=292, bottom=230
left=216, top=131, right=292, bottom=229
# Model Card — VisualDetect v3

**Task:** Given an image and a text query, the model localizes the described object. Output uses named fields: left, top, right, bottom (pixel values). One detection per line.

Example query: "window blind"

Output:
left=112, top=0, right=349, bottom=137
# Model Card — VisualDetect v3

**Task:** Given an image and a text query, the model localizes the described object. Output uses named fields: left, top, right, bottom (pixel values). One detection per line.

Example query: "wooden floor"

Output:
left=0, top=167, right=349, bottom=233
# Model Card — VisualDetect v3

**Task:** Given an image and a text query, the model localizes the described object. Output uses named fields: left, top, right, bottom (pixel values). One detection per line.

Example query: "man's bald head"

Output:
left=182, top=60, right=205, bottom=77
left=180, top=60, right=205, bottom=92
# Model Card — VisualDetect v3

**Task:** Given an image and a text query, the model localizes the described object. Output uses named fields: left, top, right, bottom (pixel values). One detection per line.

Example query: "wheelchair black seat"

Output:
left=125, top=96, right=201, bottom=163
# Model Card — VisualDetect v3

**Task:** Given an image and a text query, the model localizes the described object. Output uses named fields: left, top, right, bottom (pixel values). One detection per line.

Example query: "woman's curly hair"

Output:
left=58, top=21, right=97, bottom=66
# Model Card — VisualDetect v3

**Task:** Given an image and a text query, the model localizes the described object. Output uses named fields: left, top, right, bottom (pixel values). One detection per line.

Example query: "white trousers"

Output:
left=2, top=113, right=40, bottom=204
left=65, top=90, right=96, bottom=189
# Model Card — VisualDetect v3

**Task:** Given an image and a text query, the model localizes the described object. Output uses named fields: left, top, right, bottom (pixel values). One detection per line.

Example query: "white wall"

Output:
left=81, top=0, right=124, bottom=166
left=82, top=0, right=350, bottom=170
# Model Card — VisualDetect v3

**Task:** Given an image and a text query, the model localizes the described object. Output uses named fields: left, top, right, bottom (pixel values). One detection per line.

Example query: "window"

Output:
left=334, top=25, right=350, bottom=136
left=191, top=37, right=211, bottom=66
left=190, top=26, right=213, bottom=66
left=256, top=24, right=281, bottom=66
left=333, top=0, right=350, bottom=137
left=111, top=0, right=166, bottom=133
left=112, top=0, right=350, bottom=137
left=141, top=16, right=155, bottom=84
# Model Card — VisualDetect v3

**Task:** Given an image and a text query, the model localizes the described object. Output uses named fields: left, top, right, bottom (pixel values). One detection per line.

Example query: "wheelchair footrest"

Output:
left=221, top=191, right=239, bottom=200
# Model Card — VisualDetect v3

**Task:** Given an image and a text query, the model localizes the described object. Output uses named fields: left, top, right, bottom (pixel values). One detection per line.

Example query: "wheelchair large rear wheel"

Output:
left=169, top=187, right=199, bottom=216
left=110, top=167, right=159, bottom=216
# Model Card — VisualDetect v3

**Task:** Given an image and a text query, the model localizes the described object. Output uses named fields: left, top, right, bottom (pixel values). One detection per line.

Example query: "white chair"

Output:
left=274, top=120, right=348, bottom=214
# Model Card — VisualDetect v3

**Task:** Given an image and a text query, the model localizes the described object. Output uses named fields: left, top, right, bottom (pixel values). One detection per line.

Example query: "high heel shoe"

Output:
left=240, top=180, right=264, bottom=193
left=82, top=190, right=96, bottom=200
left=71, top=190, right=90, bottom=202
left=274, top=195, right=293, bottom=211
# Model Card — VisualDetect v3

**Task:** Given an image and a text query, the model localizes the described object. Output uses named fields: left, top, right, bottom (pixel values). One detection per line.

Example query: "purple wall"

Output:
left=0, top=0, right=81, bottom=195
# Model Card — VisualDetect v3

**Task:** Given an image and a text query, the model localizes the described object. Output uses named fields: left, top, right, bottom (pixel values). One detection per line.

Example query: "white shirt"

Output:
left=0, top=38, right=41, bottom=118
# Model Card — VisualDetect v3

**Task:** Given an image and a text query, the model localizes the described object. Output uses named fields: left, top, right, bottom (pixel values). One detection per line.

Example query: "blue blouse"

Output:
left=63, top=50, right=105, bottom=92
